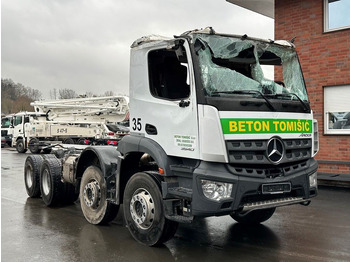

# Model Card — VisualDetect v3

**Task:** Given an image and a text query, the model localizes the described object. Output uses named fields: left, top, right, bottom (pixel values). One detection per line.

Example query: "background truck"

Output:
left=24, top=27, right=319, bottom=246
left=13, top=96, right=129, bottom=153
left=1, top=114, right=14, bottom=146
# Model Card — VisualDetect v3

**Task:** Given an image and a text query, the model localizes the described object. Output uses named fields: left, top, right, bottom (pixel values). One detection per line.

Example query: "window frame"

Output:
left=14, top=116, right=23, bottom=126
left=1, top=118, right=11, bottom=128
left=324, top=85, right=350, bottom=135
left=147, top=47, right=191, bottom=101
left=324, top=0, right=350, bottom=32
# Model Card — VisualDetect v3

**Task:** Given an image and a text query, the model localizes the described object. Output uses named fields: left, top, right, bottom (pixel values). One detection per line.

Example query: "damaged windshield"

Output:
left=194, top=34, right=309, bottom=102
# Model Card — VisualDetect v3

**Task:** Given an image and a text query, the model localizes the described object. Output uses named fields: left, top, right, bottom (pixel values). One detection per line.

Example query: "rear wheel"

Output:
left=16, top=139, right=27, bottom=153
left=80, top=166, right=119, bottom=225
left=123, top=172, right=178, bottom=246
left=40, top=156, right=65, bottom=206
left=63, top=138, right=75, bottom=144
left=29, top=138, right=41, bottom=154
left=24, top=155, right=43, bottom=197
left=77, top=138, right=86, bottom=145
left=230, top=208, right=276, bottom=225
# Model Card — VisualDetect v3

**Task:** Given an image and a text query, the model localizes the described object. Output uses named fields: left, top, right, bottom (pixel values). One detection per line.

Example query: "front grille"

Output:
left=226, top=138, right=312, bottom=165
left=227, top=160, right=308, bottom=178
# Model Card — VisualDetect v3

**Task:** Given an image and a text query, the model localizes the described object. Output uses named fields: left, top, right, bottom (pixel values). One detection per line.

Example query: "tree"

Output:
left=84, top=91, right=96, bottom=98
left=104, top=91, right=115, bottom=96
left=1, top=78, right=42, bottom=114
left=50, top=88, right=57, bottom=100
left=58, top=88, right=78, bottom=99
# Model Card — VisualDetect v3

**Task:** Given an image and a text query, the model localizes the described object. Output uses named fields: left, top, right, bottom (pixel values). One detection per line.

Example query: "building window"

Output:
left=324, top=0, right=350, bottom=32
left=324, top=85, right=350, bottom=134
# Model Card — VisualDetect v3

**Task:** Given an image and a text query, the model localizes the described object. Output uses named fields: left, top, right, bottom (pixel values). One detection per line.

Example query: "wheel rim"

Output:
left=83, top=180, right=101, bottom=209
left=42, top=169, right=51, bottom=196
left=130, top=188, right=155, bottom=230
left=29, top=139, right=38, bottom=152
left=25, top=164, right=33, bottom=188
left=17, top=141, right=23, bottom=151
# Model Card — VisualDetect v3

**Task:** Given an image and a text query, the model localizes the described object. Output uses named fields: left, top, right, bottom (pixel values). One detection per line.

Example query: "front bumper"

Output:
left=163, top=158, right=318, bottom=217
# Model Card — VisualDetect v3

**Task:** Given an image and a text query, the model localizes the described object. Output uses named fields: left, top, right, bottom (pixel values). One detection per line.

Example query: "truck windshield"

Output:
left=1, top=118, right=11, bottom=128
left=194, top=34, right=309, bottom=102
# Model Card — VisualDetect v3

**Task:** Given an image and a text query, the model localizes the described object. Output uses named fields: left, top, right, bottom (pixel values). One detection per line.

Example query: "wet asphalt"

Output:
left=1, top=147, right=350, bottom=262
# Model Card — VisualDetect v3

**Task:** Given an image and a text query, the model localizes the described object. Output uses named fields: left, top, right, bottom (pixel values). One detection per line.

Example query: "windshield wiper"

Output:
left=211, top=90, right=276, bottom=111
left=266, top=93, right=310, bottom=112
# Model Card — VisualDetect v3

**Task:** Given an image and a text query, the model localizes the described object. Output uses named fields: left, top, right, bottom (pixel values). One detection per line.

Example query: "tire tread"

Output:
left=24, top=155, right=43, bottom=197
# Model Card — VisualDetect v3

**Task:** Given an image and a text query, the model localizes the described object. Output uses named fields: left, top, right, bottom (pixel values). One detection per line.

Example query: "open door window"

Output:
left=148, top=48, right=190, bottom=100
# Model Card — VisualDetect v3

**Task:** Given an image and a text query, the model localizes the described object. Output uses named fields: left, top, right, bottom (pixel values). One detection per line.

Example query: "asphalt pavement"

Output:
left=2, top=147, right=350, bottom=262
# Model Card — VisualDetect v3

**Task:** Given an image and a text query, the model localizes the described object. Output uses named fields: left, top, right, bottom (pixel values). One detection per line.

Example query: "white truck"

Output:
left=13, top=96, right=129, bottom=153
left=1, top=114, right=14, bottom=146
left=24, top=28, right=319, bottom=246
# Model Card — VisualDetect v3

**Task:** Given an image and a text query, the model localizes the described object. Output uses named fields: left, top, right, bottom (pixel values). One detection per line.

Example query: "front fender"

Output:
left=76, top=146, right=121, bottom=180
left=117, top=135, right=180, bottom=176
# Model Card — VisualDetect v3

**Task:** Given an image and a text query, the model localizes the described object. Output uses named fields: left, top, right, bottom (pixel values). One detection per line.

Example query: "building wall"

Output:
left=275, top=0, right=350, bottom=175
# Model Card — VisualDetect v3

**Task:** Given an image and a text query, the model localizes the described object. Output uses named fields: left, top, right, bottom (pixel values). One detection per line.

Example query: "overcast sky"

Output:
left=1, top=0, right=273, bottom=99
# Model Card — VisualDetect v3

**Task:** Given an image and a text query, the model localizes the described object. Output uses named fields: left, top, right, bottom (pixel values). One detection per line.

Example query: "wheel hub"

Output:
left=25, top=165, right=33, bottom=188
left=83, top=181, right=101, bottom=208
left=42, top=169, right=50, bottom=196
left=130, top=189, right=155, bottom=230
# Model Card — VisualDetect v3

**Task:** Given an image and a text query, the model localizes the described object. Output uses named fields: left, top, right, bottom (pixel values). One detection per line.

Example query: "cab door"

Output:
left=129, top=40, right=199, bottom=159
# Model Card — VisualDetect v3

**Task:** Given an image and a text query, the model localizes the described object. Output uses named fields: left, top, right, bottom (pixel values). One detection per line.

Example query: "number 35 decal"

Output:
left=132, top=118, right=142, bottom=131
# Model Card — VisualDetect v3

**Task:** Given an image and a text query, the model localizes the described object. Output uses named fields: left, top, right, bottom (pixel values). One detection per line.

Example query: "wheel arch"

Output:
left=118, top=135, right=179, bottom=176
left=116, top=136, right=181, bottom=204
left=76, top=146, right=121, bottom=180
left=15, top=136, right=24, bottom=142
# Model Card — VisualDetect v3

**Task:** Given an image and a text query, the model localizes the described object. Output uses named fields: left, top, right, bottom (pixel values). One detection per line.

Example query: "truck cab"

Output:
left=1, top=115, right=14, bottom=146
left=11, top=112, right=45, bottom=153
left=123, top=27, right=318, bottom=211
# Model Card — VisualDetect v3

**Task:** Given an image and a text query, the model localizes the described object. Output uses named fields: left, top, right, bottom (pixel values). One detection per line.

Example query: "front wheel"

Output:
left=80, top=166, right=119, bottom=225
left=123, top=172, right=178, bottom=246
left=16, top=139, right=27, bottom=153
left=230, top=208, right=276, bottom=225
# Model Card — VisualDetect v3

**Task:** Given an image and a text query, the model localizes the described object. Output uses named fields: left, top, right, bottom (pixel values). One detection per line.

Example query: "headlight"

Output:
left=309, top=172, right=317, bottom=188
left=201, top=180, right=233, bottom=201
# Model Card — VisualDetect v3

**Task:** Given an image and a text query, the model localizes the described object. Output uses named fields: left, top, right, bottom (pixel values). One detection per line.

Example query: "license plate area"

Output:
left=262, top=183, right=291, bottom=194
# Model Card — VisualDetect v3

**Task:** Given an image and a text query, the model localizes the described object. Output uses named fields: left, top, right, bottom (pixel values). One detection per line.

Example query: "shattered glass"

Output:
left=194, top=34, right=309, bottom=101
left=198, top=46, right=261, bottom=93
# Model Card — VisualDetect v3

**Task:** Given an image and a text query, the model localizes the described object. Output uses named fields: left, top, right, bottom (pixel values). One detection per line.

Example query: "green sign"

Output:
left=220, top=118, right=312, bottom=134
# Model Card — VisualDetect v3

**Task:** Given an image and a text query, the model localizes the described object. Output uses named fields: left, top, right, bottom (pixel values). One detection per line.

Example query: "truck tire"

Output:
left=230, top=208, right=276, bottom=225
left=16, top=139, right=27, bottom=153
left=63, top=138, right=74, bottom=144
left=123, top=172, right=179, bottom=246
left=40, top=156, right=65, bottom=206
left=80, top=166, right=119, bottom=225
left=77, top=138, right=86, bottom=145
left=24, top=155, right=44, bottom=198
left=29, top=138, right=41, bottom=154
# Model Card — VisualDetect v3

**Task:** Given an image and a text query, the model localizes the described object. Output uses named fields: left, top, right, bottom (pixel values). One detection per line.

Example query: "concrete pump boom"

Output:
left=30, top=96, right=129, bottom=123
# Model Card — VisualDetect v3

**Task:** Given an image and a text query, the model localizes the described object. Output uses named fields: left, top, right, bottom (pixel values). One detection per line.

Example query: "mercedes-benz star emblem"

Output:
left=267, top=137, right=284, bottom=164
